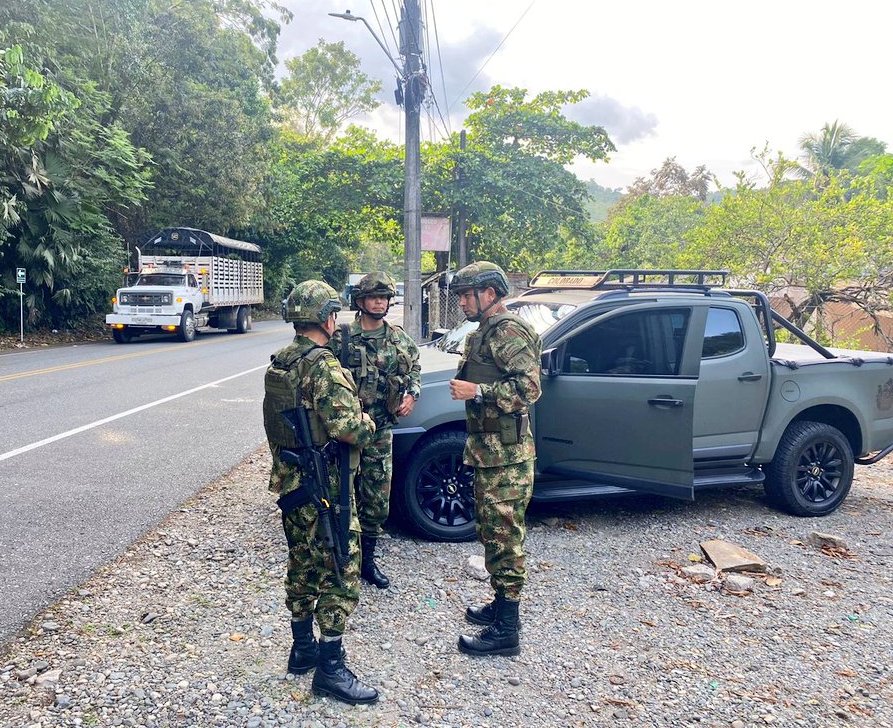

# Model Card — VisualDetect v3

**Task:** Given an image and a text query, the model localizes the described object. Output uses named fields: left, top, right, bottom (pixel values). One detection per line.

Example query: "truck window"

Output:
left=702, top=307, right=745, bottom=358
left=561, top=308, right=690, bottom=376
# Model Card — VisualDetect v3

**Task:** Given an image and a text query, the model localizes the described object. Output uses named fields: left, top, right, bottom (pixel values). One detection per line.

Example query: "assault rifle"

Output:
left=277, top=406, right=348, bottom=588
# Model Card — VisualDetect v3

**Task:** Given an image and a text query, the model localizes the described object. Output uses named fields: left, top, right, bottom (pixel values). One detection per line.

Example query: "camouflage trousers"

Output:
left=270, top=452, right=361, bottom=637
left=473, top=459, right=535, bottom=600
left=282, top=504, right=360, bottom=636
left=356, top=427, right=393, bottom=537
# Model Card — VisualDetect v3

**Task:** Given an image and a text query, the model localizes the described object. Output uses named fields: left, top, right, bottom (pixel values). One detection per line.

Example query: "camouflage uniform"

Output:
left=330, top=272, right=420, bottom=590
left=266, top=334, right=375, bottom=634
left=264, top=279, right=379, bottom=706
left=330, top=318, right=421, bottom=536
left=451, top=261, right=541, bottom=657
left=458, top=313, right=542, bottom=599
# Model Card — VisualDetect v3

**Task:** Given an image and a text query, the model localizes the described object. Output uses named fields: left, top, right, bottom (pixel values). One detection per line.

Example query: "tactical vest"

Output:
left=459, top=313, right=527, bottom=384
left=262, top=345, right=329, bottom=449
left=459, top=313, right=538, bottom=445
left=348, top=322, right=412, bottom=417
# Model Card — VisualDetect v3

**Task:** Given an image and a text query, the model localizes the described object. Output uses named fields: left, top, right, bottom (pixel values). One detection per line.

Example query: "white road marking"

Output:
left=0, top=364, right=268, bottom=462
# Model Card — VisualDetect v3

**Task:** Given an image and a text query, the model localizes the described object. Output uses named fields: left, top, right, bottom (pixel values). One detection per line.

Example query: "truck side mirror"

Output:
left=541, top=347, right=559, bottom=377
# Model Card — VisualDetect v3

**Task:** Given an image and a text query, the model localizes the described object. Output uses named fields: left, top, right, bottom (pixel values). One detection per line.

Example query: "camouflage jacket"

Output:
left=329, top=319, right=421, bottom=429
left=457, top=312, right=542, bottom=468
left=266, top=335, right=375, bottom=500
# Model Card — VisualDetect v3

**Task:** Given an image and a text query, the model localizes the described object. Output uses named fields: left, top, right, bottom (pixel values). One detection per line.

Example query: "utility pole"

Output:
left=399, top=0, right=424, bottom=341
left=456, top=129, right=468, bottom=268
left=329, top=4, right=425, bottom=340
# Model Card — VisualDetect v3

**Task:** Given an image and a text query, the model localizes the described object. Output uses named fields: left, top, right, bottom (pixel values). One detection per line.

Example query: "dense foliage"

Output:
left=1, top=5, right=891, bottom=345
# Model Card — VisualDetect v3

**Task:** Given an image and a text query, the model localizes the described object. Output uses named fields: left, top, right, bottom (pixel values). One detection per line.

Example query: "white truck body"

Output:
left=106, top=228, right=263, bottom=343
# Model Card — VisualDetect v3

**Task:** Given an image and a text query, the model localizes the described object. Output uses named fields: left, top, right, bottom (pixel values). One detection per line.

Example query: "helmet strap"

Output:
left=357, top=300, right=389, bottom=321
left=468, top=288, right=500, bottom=322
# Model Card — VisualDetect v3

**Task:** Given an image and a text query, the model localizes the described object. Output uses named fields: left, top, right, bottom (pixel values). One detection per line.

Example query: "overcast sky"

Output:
left=277, top=0, right=892, bottom=191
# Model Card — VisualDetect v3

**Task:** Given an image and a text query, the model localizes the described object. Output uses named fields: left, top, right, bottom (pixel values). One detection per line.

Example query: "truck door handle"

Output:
left=648, top=397, right=683, bottom=408
left=738, top=372, right=763, bottom=382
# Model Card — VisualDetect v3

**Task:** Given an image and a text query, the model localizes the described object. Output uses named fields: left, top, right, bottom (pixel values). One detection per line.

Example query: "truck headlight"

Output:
left=162, top=293, right=172, bottom=304
left=119, top=294, right=130, bottom=304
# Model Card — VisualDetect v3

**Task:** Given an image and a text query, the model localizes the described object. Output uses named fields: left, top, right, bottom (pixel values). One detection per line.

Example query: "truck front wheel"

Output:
left=764, top=421, right=854, bottom=516
left=179, top=310, right=196, bottom=342
left=112, top=330, right=132, bottom=344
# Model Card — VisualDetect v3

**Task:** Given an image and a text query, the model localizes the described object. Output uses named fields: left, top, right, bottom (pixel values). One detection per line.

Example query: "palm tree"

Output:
left=797, top=120, right=858, bottom=181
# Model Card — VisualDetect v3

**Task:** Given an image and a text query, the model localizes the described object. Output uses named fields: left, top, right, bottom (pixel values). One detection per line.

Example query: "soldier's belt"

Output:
left=467, top=413, right=529, bottom=445
left=467, top=417, right=502, bottom=433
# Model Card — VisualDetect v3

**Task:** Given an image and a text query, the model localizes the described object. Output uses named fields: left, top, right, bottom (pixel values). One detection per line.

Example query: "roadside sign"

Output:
left=16, top=267, right=25, bottom=284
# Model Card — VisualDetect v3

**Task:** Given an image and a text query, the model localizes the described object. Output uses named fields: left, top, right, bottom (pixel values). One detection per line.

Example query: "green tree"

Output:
left=255, top=126, right=402, bottom=296
left=684, top=150, right=893, bottom=343
left=0, top=41, right=152, bottom=330
left=277, top=40, right=381, bottom=141
left=797, top=120, right=887, bottom=183
left=419, top=86, right=615, bottom=272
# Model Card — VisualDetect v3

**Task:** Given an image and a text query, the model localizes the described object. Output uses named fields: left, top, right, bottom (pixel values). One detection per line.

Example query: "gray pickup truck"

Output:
left=392, top=270, right=893, bottom=541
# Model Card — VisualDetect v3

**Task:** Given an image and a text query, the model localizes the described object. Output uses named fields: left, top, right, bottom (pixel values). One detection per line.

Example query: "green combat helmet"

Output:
left=352, top=271, right=397, bottom=319
left=449, top=261, right=510, bottom=297
left=283, top=280, right=342, bottom=325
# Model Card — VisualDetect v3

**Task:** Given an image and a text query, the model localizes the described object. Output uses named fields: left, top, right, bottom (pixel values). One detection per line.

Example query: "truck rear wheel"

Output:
left=235, top=306, right=250, bottom=334
left=179, top=310, right=196, bottom=342
left=764, top=421, right=854, bottom=516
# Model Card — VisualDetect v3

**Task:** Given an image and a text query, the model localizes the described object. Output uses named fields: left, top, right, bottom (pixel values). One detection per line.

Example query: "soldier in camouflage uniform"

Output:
left=263, top=280, right=379, bottom=704
left=448, top=262, right=542, bottom=656
left=330, top=272, right=421, bottom=589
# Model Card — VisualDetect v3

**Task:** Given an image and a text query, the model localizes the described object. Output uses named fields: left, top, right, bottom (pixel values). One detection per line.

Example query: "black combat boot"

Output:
left=287, top=617, right=318, bottom=675
left=465, top=593, right=502, bottom=626
left=457, top=598, right=520, bottom=656
left=360, top=536, right=390, bottom=589
left=311, top=637, right=379, bottom=705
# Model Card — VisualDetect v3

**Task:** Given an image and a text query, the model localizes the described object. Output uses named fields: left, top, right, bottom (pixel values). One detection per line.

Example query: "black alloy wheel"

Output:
left=765, top=421, right=854, bottom=516
left=400, top=431, right=477, bottom=541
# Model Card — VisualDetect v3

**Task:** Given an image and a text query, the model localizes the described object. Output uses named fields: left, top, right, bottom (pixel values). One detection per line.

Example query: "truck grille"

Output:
left=125, top=293, right=168, bottom=306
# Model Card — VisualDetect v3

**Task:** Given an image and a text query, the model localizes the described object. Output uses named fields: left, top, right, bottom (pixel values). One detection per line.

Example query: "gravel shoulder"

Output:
left=2, top=449, right=892, bottom=728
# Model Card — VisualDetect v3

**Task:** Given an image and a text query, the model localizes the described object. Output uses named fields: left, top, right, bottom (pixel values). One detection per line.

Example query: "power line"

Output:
left=429, top=0, right=451, bottom=134
left=379, top=0, right=401, bottom=59
left=448, top=0, right=536, bottom=112
left=368, top=0, right=395, bottom=57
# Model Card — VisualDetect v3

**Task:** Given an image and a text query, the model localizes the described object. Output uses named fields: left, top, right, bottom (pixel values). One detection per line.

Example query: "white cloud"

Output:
left=275, top=0, right=893, bottom=191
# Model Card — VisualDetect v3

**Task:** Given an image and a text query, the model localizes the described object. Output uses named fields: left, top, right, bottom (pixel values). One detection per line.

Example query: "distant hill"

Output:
left=584, top=180, right=623, bottom=221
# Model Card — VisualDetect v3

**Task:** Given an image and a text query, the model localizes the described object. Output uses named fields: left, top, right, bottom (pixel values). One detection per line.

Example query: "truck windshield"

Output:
left=135, top=273, right=187, bottom=287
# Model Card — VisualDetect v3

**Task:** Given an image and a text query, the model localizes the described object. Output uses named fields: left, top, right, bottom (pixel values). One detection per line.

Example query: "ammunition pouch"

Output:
left=467, top=413, right=529, bottom=445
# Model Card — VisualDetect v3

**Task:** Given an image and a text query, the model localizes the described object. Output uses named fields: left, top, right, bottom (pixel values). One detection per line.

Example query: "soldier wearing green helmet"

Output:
left=263, top=279, right=380, bottom=704
left=330, top=272, right=421, bottom=589
left=448, top=262, right=542, bottom=657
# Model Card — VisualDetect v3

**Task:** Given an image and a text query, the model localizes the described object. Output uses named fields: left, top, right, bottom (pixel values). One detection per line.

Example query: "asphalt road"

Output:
left=0, top=319, right=301, bottom=644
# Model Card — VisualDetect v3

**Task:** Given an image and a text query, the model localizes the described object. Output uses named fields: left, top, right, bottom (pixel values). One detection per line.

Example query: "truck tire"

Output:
left=112, top=330, right=132, bottom=344
left=764, top=421, right=854, bottom=516
left=398, top=430, right=477, bottom=542
left=179, top=310, right=196, bottom=342
left=234, top=306, right=250, bottom=334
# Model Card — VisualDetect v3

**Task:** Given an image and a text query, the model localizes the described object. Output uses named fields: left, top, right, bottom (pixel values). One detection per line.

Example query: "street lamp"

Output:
left=328, top=11, right=404, bottom=77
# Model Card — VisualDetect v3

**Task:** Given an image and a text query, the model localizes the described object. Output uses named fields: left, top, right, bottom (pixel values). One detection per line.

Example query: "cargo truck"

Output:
left=105, top=227, right=263, bottom=343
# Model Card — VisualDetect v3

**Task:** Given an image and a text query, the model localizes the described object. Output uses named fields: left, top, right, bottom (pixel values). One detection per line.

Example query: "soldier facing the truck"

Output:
left=330, top=272, right=421, bottom=589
